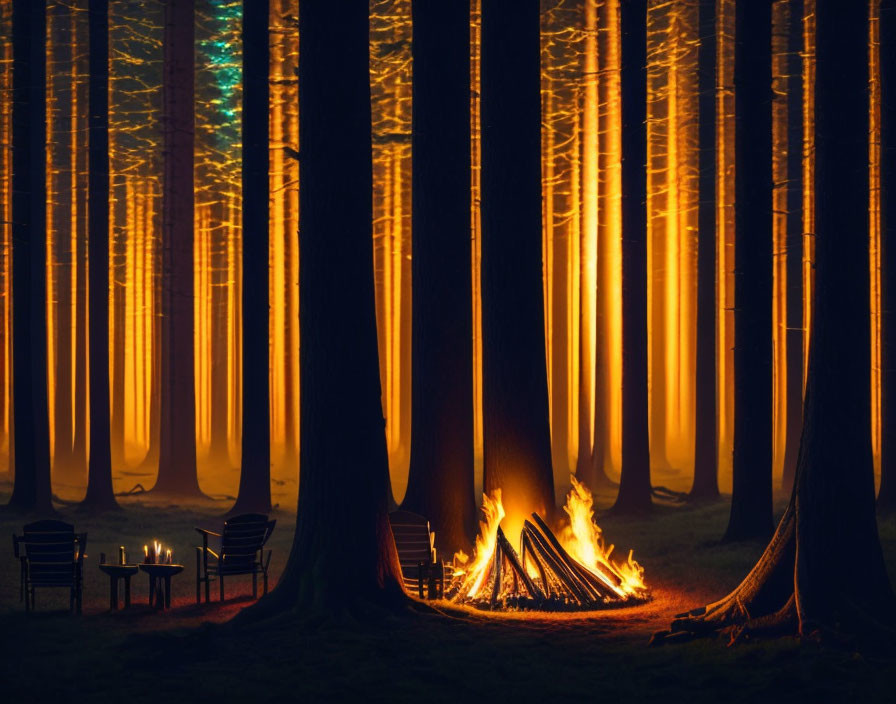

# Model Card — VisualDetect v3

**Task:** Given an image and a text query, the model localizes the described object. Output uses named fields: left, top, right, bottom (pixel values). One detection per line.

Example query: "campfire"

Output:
left=446, top=478, right=649, bottom=611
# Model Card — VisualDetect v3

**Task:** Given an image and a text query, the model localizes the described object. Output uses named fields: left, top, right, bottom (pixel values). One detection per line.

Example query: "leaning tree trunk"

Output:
left=8, top=0, right=53, bottom=513
left=82, top=0, right=116, bottom=512
left=878, top=0, right=896, bottom=511
left=656, top=0, right=895, bottom=643
left=401, top=0, right=476, bottom=556
left=690, top=0, right=719, bottom=501
left=154, top=0, right=201, bottom=496
left=613, top=0, right=651, bottom=514
left=724, top=0, right=774, bottom=542
left=231, top=0, right=271, bottom=516
left=781, top=0, right=805, bottom=492
left=480, top=0, right=556, bottom=535
left=238, top=0, right=405, bottom=620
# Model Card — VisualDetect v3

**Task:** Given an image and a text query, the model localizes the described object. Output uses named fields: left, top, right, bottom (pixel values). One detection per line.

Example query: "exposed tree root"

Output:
left=652, top=498, right=896, bottom=647
left=651, top=485, right=689, bottom=503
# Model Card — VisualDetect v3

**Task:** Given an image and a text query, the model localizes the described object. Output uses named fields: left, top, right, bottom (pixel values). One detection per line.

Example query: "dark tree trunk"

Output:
left=71, top=7, right=89, bottom=475
left=154, top=0, right=200, bottom=496
left=8, top=0, right=52, bottom=513
left=240, top=0, right=405, bottom=620
left=49, top=1, right=79, bottom=485
left=614, top=0, right=651, bottom=514
left=690, top=0, right=719, bottom=501
left=82, top=0, right=116, bottom=511
left=724, top=0, right=774, bottom=542
left=401, top=0, right=475, bottom=556
left=781, top=0, right=805, bottom=492
left=231, top=0, right=271, bottom=516
left=658, top=0, right=895, bottom=643
left=479, top=0, right=556, bottom=534
left=879, top=0, right=896, bottom=511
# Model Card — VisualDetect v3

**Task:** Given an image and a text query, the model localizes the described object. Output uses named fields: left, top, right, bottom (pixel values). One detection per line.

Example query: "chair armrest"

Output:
left=195, top=528, right=222, bottom=538
left=261, top=520, right=276, bottom=547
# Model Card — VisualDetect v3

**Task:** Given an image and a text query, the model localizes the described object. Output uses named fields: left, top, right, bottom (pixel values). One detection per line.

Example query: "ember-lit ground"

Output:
left=1, top=473, right=894, bottom=702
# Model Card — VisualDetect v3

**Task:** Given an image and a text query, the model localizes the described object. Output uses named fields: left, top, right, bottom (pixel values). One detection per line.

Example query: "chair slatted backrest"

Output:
left=22, top=520, right=77, bottom=587
left=389, top=511, right=434, bottom=583
left=220, top=514, right=275, bottom=573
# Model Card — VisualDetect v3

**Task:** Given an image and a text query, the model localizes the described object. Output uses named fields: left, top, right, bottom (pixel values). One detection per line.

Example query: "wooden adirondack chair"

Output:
left=388, top=510, right=445, bottom=599
left=195, top=513, right=276, bottom=603
left=13, top=520, right=86, bottom=614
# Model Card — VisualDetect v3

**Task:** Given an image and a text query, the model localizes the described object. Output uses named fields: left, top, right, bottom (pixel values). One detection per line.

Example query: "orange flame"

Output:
left=459, top=489, right=505, bottom=598
left=559, top=476, right=646, bottom=598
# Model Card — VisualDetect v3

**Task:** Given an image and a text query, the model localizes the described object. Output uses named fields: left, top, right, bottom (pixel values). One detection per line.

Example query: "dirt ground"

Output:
left=1, top=475, right=894, bottom=703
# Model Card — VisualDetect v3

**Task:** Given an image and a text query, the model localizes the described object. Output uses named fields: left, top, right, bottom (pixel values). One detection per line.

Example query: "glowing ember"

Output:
left=447, top=478, right=648, bottom=610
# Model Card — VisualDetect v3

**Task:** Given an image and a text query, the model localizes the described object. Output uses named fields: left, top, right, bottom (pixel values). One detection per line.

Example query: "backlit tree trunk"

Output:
left=691, top=0, right=719, bottom=501
left=614, top=0, right=652, bottom=513
left=72, top=11, right=88, bottom=475
left=480, top=0, right=556, bottom=533
left=781, top=0, right=805, bottom=491
left=878, top=0, right=896, bottom=511
left=724, top=0, right=774, bottom=541
left=401, top=0, right=475, bottom=556
left=231, top=0, right=271, bottom=516
left=659, top=0, right=895, bottom=642
left=154, top=0, right=200, bottom=496
left=8, top=0, right=53, bottom=513
left=82, top=0, right=116, bottom=511
left=49, top=1, right=79, bottom=485
left=242, top=0, right=405, bottom=619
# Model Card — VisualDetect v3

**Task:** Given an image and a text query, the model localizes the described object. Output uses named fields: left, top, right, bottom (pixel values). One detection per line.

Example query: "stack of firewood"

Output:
left=447, top=513, right=649, bottom=611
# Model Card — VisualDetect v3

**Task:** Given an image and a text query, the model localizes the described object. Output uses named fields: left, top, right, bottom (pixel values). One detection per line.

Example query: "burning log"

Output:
left=530, top=513, right=622, bottom=598
left=495, top=527, right=543, bottom=602
left=522, top=519, right=596, bottom=606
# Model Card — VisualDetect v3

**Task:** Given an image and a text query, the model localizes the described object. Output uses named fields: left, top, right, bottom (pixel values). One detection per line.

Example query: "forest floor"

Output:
left=0, top=473, right=894, bottom=703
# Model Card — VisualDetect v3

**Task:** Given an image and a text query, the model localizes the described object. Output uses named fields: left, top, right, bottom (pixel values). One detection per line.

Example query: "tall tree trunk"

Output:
left=401, top=0, right=475, bottom=556
left=781, top=0, right=805, bottom=491
left=242, top=0, right=404, bottom=619
left=587, top=0, right=617, bottom=490
left=659, top=0, right=894, bottom=643
left=71, top=61, right=88, bottom=475
left=724, top=0, right=774, bottom=542
left=480, top=0, right=556, bottom=536
left=110, top=176, right=127, bottom=466
left=154, top=0, right=200, bottom=496
left=82, top=0, right=116, bottom=511
left=614, top=0, right=651, bottom=514
left=231, top=0, right=271, bottom=516
left=207, top=201, right=232, bottom=468
left=690, top=0, right=719, bottom=500
left=879, top=0, right=896, bottom=511
left=8, top=0, right=52, bottom=513
left=49, top=1, right=79, bottom=484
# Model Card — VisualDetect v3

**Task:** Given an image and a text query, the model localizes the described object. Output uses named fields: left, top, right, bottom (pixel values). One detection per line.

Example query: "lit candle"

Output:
left=166, top=549, right=172, bottom=565
left=144, top=545, right=149, bottom=563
